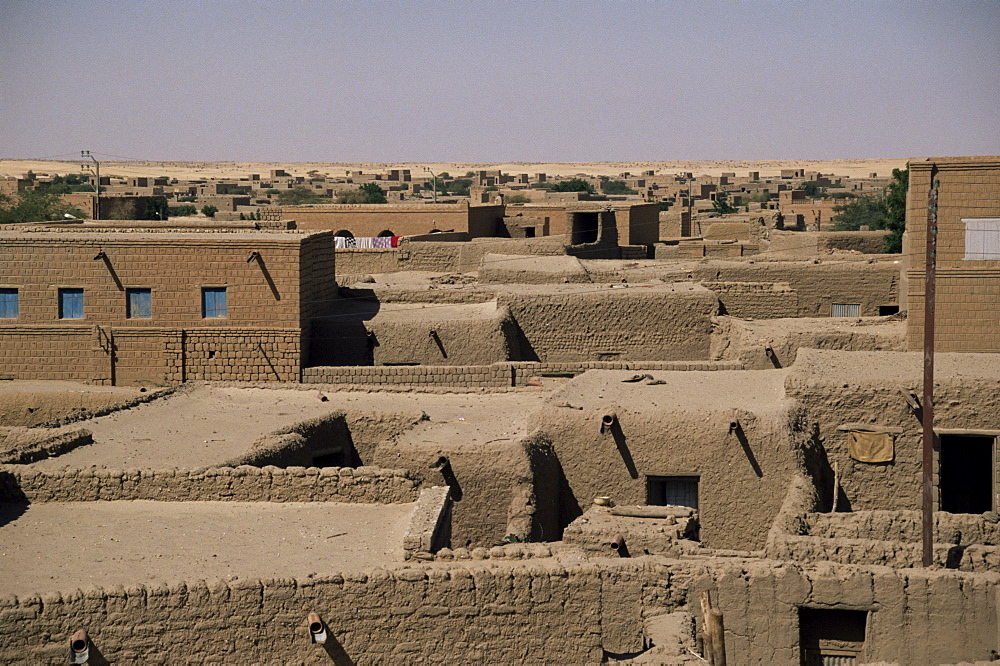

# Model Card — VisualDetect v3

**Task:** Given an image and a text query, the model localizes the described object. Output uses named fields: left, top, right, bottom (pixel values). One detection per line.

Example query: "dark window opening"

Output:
left=940, top=435, right=994, bottom=513
left=334, top=229, right=354, bottom=238
left=799, top=608, right=867, bottom=665
left=126, top=288, right=152, bottom=319
left=202, top=287, right=227, bottom=319
left=58, top=288, right=84, bottom=319
left=878, top=305, right=899, bottom=316
left=647, top=476, right=698, bottom=509
left=377, top=230, right=394, bottom=237
left=0, top=288, right=18, bottom=318
left=524, top=227, right=536, bottom=238
left=570, top=212, right=600, bottom=244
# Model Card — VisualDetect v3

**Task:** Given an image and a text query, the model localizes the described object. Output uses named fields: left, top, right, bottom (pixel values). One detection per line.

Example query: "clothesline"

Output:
left=333, top=236, right=400, bottom=249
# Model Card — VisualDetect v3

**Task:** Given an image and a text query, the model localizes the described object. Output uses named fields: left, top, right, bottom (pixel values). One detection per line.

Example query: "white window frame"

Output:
left=964, top=218, right=1000, bottom=260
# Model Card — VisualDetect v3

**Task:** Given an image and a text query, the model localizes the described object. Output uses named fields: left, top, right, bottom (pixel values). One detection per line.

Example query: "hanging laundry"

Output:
left=373, top=236, right=392, bottom=249
left=391, top=236, right=400, bottom=248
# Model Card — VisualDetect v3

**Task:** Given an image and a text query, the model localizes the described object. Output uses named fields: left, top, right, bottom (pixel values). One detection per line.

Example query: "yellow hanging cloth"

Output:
left=848, top=431, right=894, bottom=463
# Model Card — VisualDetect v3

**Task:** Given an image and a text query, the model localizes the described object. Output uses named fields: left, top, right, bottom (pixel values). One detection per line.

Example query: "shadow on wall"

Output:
left=801, top=420, right=853, bottom=513
left=222, top=413, right=362, bottom=468
left=308, top=290, right=382, bottom=366
left=524, top=434, right=579, bottom=541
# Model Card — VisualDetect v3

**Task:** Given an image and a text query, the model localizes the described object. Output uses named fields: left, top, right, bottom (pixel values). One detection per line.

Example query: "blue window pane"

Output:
left=202, top=287, right=227, bottom=318
left=127, top=288, right=151, bottom=319
left=0, top=289, right=17, bottom=318
left=58, top=288, right=84, bottom=319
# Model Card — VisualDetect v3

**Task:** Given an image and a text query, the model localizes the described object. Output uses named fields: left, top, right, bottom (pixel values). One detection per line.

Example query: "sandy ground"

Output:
left=0, top=500, right=414, bottom=598
left=0, top=158, right=908, bottom=181
left=319, top=389, right=551, bottom=451
left=549, top=369, right=787, bottom=412
left=19, top=385, right=552, bottom=469
left=28, top=386, right=346, bottom=470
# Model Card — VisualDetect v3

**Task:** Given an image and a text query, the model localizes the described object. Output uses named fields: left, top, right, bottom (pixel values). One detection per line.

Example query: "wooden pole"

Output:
left=699, top=591, right=727, bottom=665
left=922, top=168, right=938, bottom=568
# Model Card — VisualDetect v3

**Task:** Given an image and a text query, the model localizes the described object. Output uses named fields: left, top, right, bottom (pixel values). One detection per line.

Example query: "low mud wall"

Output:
left=302, top=360, right=745, bottom=389
left=1, top=556, right=996, bottom=664
left=0, top=465, right=419, bottom=504
left=0, top=559, right=659, bottom=664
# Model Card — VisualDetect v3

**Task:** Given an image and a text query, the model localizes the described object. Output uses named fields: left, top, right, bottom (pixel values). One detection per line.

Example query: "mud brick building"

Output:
left=267, top=201, right=505, bottom=239
left=905, top=156, right=1000, bottom=352
left=0, top=230, right=336, bottom=384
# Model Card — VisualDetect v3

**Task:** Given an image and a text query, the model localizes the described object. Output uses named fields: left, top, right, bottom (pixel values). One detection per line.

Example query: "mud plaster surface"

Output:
left=25, top=385, right=555, bottom=469
left=0, top=500, right=414, bottom=598
left=27, top=386, right=346, bottom=470
left=548, top=368, right=787, bottom=412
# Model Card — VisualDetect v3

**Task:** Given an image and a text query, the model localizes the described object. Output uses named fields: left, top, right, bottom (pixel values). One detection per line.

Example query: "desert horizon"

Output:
left=0, top=157, right=910, bottom=181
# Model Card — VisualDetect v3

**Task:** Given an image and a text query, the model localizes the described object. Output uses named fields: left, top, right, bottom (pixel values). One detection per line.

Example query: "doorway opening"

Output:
left=940, top=434, right=994, bottom=513
left=799, top=608, right=868, bottom=665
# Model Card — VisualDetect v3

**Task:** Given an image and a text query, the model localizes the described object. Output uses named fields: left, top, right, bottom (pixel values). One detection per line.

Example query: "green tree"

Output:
left=336, top=183, right=387, bottom=204
left=0, top=190, right=85, bottom=223
left=277, top=186, right=325, bottom=205
left=169, top=204, right=198, bottom=217
left=712, top=192, right=738, bottom=215
left=600, top=179, right=637, bottom=195
left=552, top=178, right=595, bottom=194
left=506, top=193, right=532, bottom=204
left=448, top=178, right=474, bottom=196
left=831, top=195, right=886, bottom=231
left=882, top=167, right=908, bottom=253
left=201, top=205, right=218, bottom=218
left=797, top=181, right=826, bottom=198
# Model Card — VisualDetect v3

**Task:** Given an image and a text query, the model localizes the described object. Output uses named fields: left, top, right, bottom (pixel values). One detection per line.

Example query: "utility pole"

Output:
left=922, top=166, right=939, bottom=568
left=424, top=167, right=438, bottom=204
left=81, top=151, right=100, bottom=220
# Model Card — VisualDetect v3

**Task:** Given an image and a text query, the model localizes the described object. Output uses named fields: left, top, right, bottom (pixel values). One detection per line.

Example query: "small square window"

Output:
left=964, top=218, right=1000, bottom=260
left=647, top=476, right=699, bottom=509
left=202, top=287, right=227, bottom=318
left=0, top=288, right=18, bottom=318
left=126, top=288, right=152, bottom=319
left=58, top=288, right=84, bottom=319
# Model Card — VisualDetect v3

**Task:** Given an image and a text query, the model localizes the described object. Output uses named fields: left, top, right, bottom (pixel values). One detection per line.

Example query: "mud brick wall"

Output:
left=277, top=203, right=504, bottom=239
left=702, top=281, right=799, bottom=318
left=532, top=403, right=807, bottom=550
left=786, top=349, right=1000, bottom=514
left=303, top=364, right=514, bottom=388
left=0, top=326, right=99, bottom=381
left=334, top=248, right=400, bottom=278
left=906, top=157, right=1000, bottom=351
left=179, top=329, right=301, bottom=382
left=0, top=232, right=334, bottom=383
left=301, top=360, right=745, bottom=390
left=661, top=260, right=899, bottom=317
left=0, top=465, right=419, bottom=504
left=691, top=560, right=999, bottom=664
left=0, top=559, right=660, bottom=664
left=500, top=286, right=717, bottom=362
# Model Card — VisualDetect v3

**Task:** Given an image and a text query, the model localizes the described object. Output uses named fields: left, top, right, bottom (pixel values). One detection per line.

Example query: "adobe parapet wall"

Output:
left=0, top=465, right=418, bottom=504
left=1, top=557, right=996, bottom=664
left=302, top=360, right=744, bottom=389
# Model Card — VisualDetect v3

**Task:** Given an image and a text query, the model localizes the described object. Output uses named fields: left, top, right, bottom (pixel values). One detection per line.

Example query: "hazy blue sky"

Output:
left=2, top=1, right=998, bottom=162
